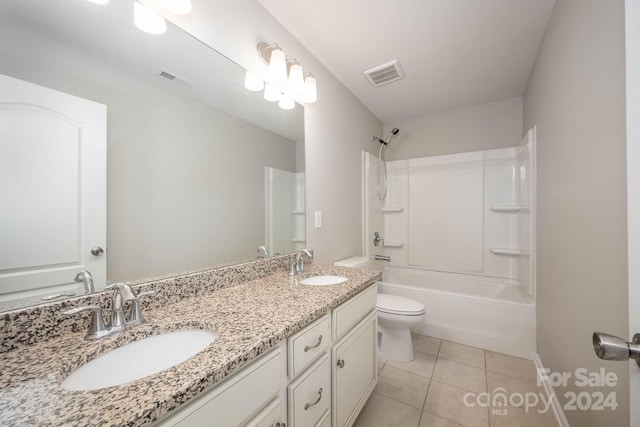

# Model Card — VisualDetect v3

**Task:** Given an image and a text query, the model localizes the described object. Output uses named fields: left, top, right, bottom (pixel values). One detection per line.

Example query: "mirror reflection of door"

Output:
left=0, top=73, right=106, bottom=301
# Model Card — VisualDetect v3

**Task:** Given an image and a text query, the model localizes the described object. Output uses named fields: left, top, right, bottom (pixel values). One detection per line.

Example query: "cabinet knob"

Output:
left=337, top=359, right=345, bottom=368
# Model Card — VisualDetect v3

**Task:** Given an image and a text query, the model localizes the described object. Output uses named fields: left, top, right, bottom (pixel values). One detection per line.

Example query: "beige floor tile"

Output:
left=412, top=334, right=442, bottom=356
left=432, top=358, right=486, bottom=393
left=354, top=392, right=422, bottom=427
left=438, top=340, right=485, bottom=368
left=486, top=370, right=554, bottom=416
left=424, top=381, right=489, bottom=427
left=378, top=358, right=387, bottom=375
left=485, top=351, right=537, bottom=381
left=376, top=365, right=430, bottom=409
left=387, top=351, right=437, bottom=378
left=419, top=412, right=463, bottom=427
left=489, top=404, right=558, bottom=427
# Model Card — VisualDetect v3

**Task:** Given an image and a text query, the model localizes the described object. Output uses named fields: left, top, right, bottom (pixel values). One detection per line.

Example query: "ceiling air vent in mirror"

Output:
left=363, top=60, right=405, bottom=87
left=157, top=69, right=194, bottom=88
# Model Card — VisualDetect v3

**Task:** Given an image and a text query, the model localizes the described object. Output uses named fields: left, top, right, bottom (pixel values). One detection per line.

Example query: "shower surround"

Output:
left=363, top=129, right=536, bottom=358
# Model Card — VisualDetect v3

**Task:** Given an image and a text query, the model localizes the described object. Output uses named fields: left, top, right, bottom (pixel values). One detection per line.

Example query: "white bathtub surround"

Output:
left=362, top=130, right=537, bottom=359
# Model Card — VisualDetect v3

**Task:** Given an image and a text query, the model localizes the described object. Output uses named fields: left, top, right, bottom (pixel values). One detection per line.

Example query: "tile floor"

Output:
left=354, top=334, right=558, bottom=427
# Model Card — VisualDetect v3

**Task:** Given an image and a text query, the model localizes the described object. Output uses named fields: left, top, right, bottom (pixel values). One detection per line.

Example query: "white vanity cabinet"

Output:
left=331, top=285, right=378, bottom=427
left=332, top=311, right=377, bottom=427
left=155, top=283, right=377, bottom=427
left=156, top=346, right=285, bottom=427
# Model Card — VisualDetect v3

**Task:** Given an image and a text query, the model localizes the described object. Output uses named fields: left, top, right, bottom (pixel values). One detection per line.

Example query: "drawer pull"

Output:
left=304, top=387, right=323, bottom=410
left=336, top=359, right=345, bottom=368
left=304, top=335, right=323, bottom=352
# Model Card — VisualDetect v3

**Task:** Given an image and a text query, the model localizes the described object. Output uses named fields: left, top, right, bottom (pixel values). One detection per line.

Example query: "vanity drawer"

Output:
left=288, top=314, right=331, bottom=378
left=332, top=284, right=377, bottom=341
left=245, top=398, right=284, bottom=427
left=288, top=353, right=331, bottom=427
left=162, top=347, right=282, bottom=427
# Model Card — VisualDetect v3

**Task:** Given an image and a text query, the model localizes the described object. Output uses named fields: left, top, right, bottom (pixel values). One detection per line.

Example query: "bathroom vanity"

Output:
left=0, top=258, right=381, bottom=426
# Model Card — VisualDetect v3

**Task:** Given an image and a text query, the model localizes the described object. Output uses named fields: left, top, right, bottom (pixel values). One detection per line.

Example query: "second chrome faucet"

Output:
left=289, top=249, right=313, bottom=276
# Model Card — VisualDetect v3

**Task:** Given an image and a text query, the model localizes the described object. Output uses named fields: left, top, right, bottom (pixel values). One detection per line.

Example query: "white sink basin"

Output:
left=299, top=275, right=348, bottom=286
left=61, top=329, right=217, bottom=391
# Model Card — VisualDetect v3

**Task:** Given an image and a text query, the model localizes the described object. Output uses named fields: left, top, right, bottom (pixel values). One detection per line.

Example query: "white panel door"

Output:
left=0, top=73, right=106, bottom=298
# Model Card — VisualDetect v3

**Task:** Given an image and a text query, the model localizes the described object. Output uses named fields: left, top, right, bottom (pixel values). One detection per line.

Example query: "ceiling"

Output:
left=257, top=0, right=556, bottom=123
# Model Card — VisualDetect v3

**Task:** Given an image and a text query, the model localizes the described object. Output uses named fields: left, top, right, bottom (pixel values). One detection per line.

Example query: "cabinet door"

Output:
left=332, top=311, right=377, bottom=427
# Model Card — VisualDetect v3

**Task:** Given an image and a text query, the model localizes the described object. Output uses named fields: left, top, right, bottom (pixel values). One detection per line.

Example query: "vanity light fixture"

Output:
left=158, top=0, right=192, bottom=15
left=244, top=71, right=264, bottom=92
left=286, top=59, right=304, bottom=98
left=255, top=41, right=317, bottom=105
left=263, top=83, right=281, bottom=102
left=85, top=0, right=110, bottom=4
left=257, top=42, right=287, bottom=86
left=301, top=73, right=317, bottom=104
left=278, top=94, right=295, bottom=110
left=134, top=2, right=167, bottom=35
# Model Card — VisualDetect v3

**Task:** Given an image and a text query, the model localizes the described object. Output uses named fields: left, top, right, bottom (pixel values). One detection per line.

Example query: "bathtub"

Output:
left=377, top=266, right=536, bottom=359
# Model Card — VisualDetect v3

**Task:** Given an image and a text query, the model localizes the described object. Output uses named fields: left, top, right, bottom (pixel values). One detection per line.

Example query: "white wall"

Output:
left=524, top=0, right=628, bottom=426
left=142, top=0, right=383, bottom=264
left=383, top=96, right=523, bottom=160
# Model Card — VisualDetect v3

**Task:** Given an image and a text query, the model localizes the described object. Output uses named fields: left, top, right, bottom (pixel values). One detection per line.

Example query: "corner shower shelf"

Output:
left=292, top=210, right=305, bottom=215
left=292, top=237, right=306, bottom=243
left=489, top=248, right=529, bottom=256
left=489, top=204, right=530, bottom=213
left=381, top=207, right=404, bottom=213
left=383, top=242, right=404, bottom=248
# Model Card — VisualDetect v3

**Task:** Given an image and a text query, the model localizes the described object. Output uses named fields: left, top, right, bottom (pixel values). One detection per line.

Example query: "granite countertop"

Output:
left=0, top=264, right=381, bottom=426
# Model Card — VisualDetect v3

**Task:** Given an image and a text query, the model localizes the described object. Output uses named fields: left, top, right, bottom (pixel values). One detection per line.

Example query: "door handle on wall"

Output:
left=593, top=332, right=640, bottom=367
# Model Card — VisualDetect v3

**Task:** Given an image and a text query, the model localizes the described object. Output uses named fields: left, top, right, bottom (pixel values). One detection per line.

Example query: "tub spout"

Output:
left=375, top=255, right=391, bottom=262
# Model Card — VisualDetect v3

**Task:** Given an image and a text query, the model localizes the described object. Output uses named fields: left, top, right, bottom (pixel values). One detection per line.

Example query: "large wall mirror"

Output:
left=0, top=0, right=305, bottom=311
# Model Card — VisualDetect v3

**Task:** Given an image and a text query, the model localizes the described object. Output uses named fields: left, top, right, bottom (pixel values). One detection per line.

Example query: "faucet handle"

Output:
left=128, top=290, right=155, bottom=325
left=63, top=306, right=110, bottom=341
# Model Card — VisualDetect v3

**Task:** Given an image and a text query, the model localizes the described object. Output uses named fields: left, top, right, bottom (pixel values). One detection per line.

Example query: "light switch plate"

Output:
left=314, top=211, right=322, bottom=228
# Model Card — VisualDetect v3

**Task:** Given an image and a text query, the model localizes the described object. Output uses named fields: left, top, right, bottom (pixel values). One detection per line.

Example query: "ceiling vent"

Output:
left=157, top=69, right=194, bottom=88
left=363, top=60, right=405, bottom=87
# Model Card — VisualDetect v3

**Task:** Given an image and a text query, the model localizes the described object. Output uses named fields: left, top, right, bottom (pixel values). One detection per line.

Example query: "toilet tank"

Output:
left=333, top=257, right=371, bottom=269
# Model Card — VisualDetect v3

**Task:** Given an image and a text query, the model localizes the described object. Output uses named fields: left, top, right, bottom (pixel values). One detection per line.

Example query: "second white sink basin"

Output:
left=299, top=275, right=348, bottom=286
left=61, top=329, right=217, bottom=391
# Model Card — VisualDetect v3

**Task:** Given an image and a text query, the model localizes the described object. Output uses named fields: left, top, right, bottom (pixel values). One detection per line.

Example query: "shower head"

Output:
left=373, top=128, right=400, bottom=145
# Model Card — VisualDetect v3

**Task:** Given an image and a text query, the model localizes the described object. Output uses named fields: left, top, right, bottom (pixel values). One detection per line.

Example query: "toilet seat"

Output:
left=377, top=294, right=425, bottom=316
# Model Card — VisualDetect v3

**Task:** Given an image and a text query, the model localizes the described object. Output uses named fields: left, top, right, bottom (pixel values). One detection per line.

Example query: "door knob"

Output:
left=593, top=332, right=640, bottom=367
left=91, top=246, right=104, bottom=256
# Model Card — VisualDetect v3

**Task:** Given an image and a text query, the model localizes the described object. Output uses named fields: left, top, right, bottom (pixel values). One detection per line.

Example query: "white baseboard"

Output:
left=533, top=353, right=570, bottom=427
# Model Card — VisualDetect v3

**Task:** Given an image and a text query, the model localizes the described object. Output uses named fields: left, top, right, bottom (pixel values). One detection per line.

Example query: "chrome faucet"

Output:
left=258, top=245, right=270, bottom=258
left=74, top=270, right=95, bottom=293
left=63, top=283, right=154, bottom=340
left=290, top=249, right=313, bottom=276
left=108, top=283, right=136, bottom=331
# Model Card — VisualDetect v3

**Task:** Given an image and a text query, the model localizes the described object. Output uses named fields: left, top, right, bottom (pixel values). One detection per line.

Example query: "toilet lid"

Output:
left=377, top=294, right=425, bottom=315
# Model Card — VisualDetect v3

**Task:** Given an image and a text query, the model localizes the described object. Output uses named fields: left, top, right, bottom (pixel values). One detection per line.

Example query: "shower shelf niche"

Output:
left=381, top=207, right=404, bottom=213
left=489, top=204, right=529, bottom=213
left=383, top=242, right=404, bottom=248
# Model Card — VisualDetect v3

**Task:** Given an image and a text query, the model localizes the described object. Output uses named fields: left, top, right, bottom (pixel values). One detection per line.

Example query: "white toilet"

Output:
left=332, top=257, right=426, bottom=363
left=377, top=294, right=425, bottom=362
